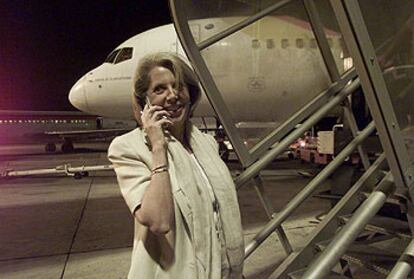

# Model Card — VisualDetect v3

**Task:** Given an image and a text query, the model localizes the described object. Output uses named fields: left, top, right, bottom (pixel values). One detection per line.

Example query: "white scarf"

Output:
left=166, top=124, right=244, bottom=278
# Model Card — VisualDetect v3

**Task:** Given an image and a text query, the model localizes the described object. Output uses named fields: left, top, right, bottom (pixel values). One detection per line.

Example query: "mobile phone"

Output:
left=145, top=97, right=152, bottom=108
left=146, top=97, right=169, bottom=121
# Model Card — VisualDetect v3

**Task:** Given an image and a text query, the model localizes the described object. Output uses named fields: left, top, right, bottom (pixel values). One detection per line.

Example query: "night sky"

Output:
left=0, top=1, right=171, bottom=111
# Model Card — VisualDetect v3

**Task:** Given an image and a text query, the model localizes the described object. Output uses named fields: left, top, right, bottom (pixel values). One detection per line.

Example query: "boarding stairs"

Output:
left=169, top=0, right=414, bottom=277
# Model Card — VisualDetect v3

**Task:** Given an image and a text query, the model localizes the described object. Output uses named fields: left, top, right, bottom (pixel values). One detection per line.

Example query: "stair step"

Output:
left=314, top=191, right=403, bottom=205
left=366, top=215, right=411, bottom=239
left=340, top=215, right=411, bottom=240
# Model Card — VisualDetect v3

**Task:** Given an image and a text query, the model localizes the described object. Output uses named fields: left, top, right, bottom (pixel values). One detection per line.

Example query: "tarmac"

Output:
left=0, top=142, right=333, bottom=279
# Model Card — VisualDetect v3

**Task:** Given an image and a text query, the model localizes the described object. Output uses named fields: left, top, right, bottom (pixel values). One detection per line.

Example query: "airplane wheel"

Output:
left=62, top=142, right=74, bottom=153
left=45, top=143, right=56, bottom=153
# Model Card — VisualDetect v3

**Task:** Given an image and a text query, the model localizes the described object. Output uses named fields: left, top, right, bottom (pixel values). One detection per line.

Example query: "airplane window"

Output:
left=266, top=39, right=275, bottom=49
left=296, top=38, right=305, bottom=49
left=281, top=39, right=289, bottom=49
left=252, top=39, right=260, bottom=49
left=115, top=48, right=133, bottom=64
left=310, top=38, right=318, bottom=49
left=104, top=49, right=121, bottom=63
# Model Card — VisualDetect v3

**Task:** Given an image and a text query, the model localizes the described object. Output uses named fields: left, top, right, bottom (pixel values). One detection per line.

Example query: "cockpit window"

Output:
left=114, top=47, right=133, bottom=64
left=104, top=49, right=121, bottom=63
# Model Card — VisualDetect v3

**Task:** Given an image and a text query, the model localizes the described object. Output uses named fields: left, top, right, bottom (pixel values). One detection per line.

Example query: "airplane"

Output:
left=69, top=16, right=352, bottom=149
left=0, top=110, right=136, bottom=153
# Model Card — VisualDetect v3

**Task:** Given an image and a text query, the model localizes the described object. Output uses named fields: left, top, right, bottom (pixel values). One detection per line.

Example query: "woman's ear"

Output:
left=132, top=96, right=143, bottom=127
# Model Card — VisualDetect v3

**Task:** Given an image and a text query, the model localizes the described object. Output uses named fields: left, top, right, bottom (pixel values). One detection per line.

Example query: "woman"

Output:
left=108, top=52, right=244, bottom=279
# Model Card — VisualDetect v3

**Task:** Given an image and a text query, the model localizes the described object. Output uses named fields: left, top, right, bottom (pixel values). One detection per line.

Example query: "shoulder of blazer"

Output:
left=109, top=128, right=149, bottom=156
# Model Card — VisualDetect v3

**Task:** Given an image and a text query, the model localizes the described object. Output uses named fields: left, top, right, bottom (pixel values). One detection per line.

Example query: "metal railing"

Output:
left=302, top=172, right=395, bottom=278
left=387, top=239, right=414, bottom=279
left=244, top=121, right=375, bottom=258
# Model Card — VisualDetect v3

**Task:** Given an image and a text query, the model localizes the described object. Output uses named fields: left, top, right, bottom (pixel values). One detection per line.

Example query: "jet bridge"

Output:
left=169, top=0, right=414, bottom=278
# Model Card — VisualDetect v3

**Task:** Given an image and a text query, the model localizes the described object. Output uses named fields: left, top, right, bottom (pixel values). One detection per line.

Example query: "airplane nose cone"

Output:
left=69, top=76, right=90, bottom=112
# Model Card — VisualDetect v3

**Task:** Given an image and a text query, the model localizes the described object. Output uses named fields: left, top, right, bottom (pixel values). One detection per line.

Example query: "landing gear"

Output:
left=215, top=120, right=230, bottom=161
left=45, top=143, right=56, bottom=153
left=61, top=140, right=74, bottom=153
left=219, top=142, right=230, bottom=162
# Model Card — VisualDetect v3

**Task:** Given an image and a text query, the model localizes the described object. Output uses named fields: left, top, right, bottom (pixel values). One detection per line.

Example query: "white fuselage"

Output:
left=69, top=17, right=348, bottom=128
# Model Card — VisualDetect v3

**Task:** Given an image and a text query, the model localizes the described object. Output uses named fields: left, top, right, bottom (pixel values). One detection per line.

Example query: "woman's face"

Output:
left=146, top=66, right=191, bottom=129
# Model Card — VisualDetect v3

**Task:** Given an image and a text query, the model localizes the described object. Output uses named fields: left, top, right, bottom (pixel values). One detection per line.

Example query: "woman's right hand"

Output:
left=141, top=104, right=173, bottom=149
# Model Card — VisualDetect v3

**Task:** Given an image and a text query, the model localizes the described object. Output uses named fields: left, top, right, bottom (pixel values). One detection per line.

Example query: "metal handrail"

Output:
left=235, top=78, right=360, bottom=189
left=197, top=0, right=294, bottom=50
left=244, top=120, right=376, bottom=259
left=302, top=172, right=395, bottom=279
left=387, top=239, right=414, bottom=279
left=270, top=153, right=387, bottom=278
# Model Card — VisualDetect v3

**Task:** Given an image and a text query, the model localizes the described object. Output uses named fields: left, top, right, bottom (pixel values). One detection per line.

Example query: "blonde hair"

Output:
left=133, top=52, right=201, bottom=113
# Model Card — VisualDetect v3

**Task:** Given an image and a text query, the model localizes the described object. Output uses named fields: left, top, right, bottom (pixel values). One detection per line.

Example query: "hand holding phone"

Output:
left=142, top=97, right=172, bottom=148
left=146, top=97, right=170, bottom=123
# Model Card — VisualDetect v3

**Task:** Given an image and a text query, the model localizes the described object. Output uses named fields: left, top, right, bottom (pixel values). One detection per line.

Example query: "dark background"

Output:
left=0, top=1, right=171, bottom=111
